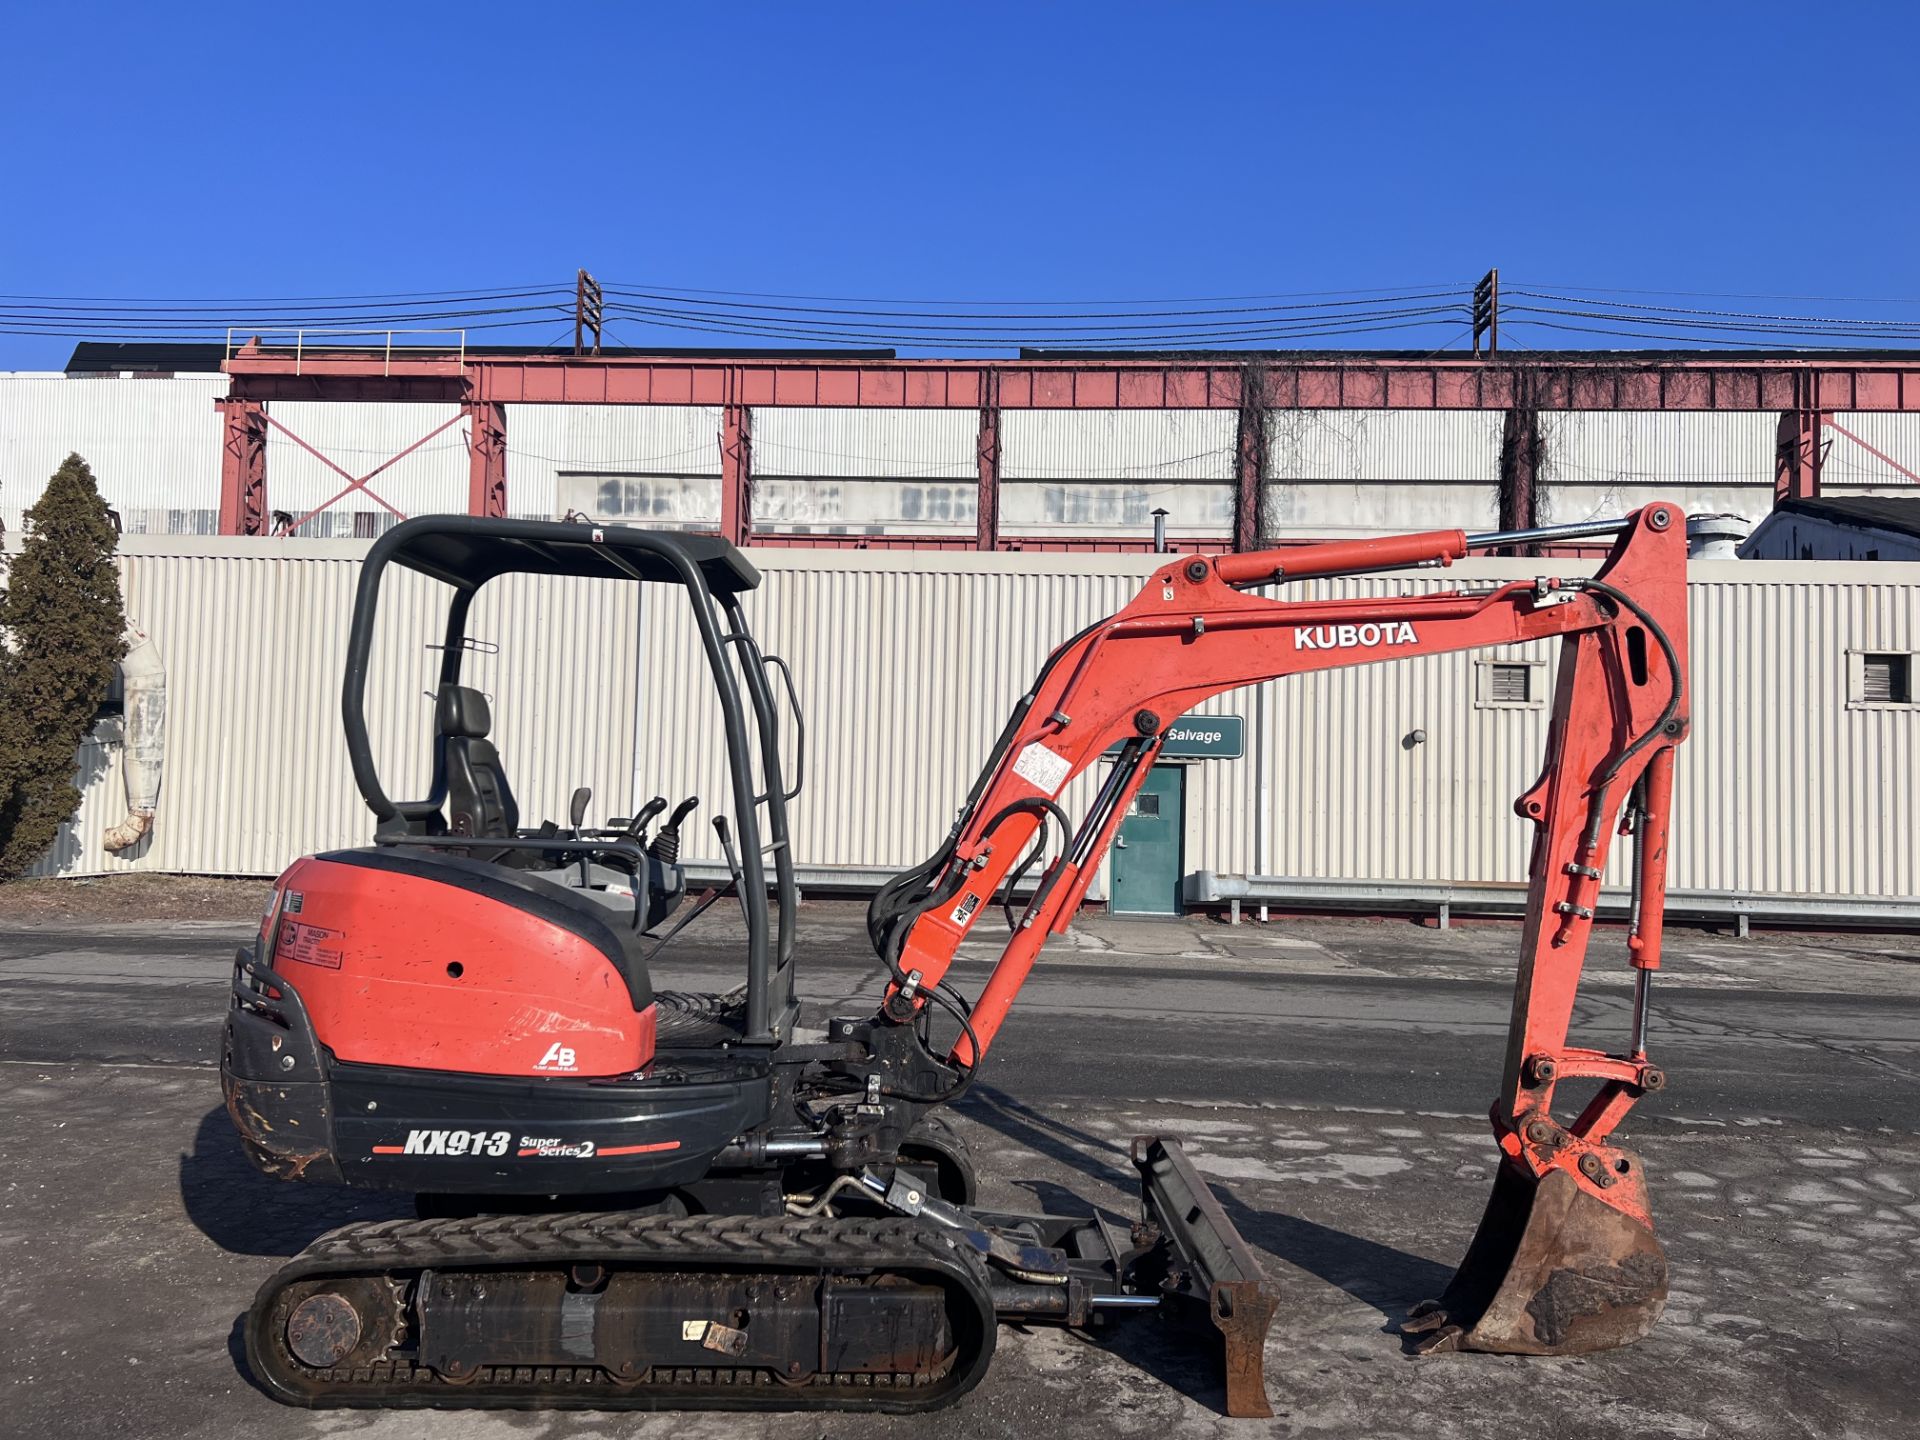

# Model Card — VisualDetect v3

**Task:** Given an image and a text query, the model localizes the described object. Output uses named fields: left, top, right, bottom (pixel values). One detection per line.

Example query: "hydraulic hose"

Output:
left=875, top=797, right=1071, bottom=987
left=879, top=980, right=981, bottom=1107
left=1568, top=577, right=1685, bottom=849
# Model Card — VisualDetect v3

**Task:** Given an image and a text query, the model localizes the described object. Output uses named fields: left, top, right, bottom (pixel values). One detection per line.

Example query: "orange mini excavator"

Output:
left=224, top=504, right=1689, bottom=1417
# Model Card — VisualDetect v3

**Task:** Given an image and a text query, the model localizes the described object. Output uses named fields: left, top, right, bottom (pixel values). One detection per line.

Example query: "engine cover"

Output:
left=266, top=849, right=656, bottom=1078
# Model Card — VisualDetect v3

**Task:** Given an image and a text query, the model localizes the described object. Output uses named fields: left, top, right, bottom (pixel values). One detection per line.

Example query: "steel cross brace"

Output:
left=269, top=409, right=469, bottom=531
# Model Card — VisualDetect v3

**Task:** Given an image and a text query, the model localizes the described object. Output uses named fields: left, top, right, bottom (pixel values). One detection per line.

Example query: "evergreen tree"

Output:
left=0, top=454, right=127, bottom=878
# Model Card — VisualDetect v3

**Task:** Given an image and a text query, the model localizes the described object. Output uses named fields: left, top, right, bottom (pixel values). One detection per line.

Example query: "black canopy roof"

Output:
left=370, top=515, right=761, bottom=595
left=1775, top=495, right=1920, bottom=542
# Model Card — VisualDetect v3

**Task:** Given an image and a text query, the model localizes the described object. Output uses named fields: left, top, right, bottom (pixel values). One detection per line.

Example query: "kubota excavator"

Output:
left=223, top=503, right=1689, bottom=1417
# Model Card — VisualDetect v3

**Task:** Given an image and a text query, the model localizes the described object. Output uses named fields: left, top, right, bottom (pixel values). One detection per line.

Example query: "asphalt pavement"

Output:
left=2, top=903, right=1916, bottom=1438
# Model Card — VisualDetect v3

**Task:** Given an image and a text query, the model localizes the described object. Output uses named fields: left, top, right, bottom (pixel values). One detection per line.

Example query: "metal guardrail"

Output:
left=1186, top=871, right=1920, bottom=936
left=224, top=327, right=466, bottom=375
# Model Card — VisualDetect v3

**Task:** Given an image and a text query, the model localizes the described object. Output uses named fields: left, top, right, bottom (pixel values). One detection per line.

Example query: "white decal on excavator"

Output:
left=1293, top=621, right=1419, bottom=650
left=1011, top=741, right=1073, bottom=796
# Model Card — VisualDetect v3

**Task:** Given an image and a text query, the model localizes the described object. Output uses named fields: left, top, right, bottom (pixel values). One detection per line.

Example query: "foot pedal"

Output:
left=1132, top=1135, right=1278, bottom=1419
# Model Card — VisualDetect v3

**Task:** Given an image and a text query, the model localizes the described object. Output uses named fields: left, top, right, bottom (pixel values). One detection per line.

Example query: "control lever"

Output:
left=624, top=795, right=668, bottom=845
left=648, top=796, right=701, bottom=865
left=637, top=816, right=743, bottom=964
left=567, top=786, right=593, bottom=883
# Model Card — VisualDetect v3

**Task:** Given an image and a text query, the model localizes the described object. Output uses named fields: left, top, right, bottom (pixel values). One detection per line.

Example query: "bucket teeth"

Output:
left=1406, top=1161, right=1668, bottom=1356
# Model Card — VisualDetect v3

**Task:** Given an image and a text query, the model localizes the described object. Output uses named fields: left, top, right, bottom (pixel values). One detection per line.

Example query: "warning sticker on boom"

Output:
left=1011, top=741, right=1072, bottom=796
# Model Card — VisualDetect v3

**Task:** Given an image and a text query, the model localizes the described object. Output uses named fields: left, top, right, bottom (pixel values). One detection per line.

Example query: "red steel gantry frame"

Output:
left=218, top=346, right=1920, bottom=544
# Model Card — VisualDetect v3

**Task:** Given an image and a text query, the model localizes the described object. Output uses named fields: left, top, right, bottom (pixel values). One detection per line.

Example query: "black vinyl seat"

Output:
left=439, top=685, right=519, bottom=839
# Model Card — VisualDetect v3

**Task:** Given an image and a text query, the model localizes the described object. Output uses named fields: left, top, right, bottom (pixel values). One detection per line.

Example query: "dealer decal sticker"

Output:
left=277, top=919, right=343, bottom=969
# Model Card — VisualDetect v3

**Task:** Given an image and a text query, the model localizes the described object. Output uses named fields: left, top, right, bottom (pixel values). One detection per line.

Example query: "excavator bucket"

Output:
left=1133, top=1136, right=1279, bottom=1419
left=1402, top=1161, right=1667, bottom=1355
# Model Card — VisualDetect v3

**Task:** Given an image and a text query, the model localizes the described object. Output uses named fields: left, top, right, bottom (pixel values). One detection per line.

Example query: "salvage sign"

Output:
left=1107, top=715, right=1244, bottom=760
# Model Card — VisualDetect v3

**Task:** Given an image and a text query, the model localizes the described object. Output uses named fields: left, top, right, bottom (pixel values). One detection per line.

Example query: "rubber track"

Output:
left=245, top=1211, right=998, bottom=1413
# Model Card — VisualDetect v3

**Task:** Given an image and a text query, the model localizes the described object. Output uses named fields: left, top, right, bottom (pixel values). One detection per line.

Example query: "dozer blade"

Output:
left=1132, top=1136, right=1278, bottom=1419
left=1403, top=1160, right=1667, bottom=1356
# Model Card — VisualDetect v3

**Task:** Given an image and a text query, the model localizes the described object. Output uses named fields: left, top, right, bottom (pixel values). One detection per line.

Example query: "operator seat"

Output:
left=438, top=684, right=519, bottom=838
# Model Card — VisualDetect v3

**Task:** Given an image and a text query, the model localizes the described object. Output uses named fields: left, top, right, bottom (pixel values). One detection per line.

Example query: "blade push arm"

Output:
left=871, top=505, right=1690, bottom=1169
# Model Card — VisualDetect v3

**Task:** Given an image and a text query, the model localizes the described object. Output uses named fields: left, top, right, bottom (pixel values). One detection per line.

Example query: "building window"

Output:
left=1476, top=659, right=1544, bottom=710
left=1855, top=652, right=1914, bottom=707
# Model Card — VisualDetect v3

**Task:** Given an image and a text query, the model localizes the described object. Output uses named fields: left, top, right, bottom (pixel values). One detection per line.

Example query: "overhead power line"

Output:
left=10, top=274, right=1920, bottom=352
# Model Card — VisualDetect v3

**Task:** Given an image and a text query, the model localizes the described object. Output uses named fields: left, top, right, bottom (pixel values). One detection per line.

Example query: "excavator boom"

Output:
left=870, top=501, right=1690, bottom=1357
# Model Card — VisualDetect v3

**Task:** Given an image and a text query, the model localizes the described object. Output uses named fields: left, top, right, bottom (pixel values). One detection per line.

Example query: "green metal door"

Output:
left=1109, top=764, right=1184, bottom=916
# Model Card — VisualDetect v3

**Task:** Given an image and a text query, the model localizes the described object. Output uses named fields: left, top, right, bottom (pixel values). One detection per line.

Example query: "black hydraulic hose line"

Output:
left=868, top=613, right=1112, bottom=953
left=1000, top=833, right=1050, bottom=932
left=977, top=797, right=1074, bottom=851
left=876, top=797, right=1071, bottom=987
left=878, top=863, right=973, bottom=978
left=1567, top=577, right=1684, bottom=851
left=879, top=980, right=981, bottom=1106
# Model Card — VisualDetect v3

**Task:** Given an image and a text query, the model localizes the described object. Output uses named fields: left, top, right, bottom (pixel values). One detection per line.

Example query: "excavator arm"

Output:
left=868, top=501, right=1690, bottom=1358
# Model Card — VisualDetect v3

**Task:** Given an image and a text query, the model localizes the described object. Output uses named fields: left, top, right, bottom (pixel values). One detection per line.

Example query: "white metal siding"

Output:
left=626, top=549, right=1919, bottom=905
left=31, top=538, right=640, bottom=878
left=1821, top=412, right=1920, bottom=491
left=1262, top=410, right=1504, bottom=537
left=752, top=408, right=975, bottom=479
left=633, top=561, right=1160, bottom=901
left=1261, top=409, right=1783, bottom=536
left=1266, top=409, right=1505, bottom=482
left=263, top=401, right=469, bottom=525
left=27, top=541, right=1920, bottom=910
left=1542, top=411, right=1776, bottom=527
left=748, top=410, right=978, bottom=533
left=6, top=373, right=1903, bottom=546
left=0, top=373, right=226, bottom=534
left=1002, top=410, right=1235, bottom=480
left=1264, top=483, right=1501, bottom=537
left=505, top=404, right=722, bottom=519
left=999, top=481, right=1234, bottom=537
left=1252, top=560, right=1913, bottom=898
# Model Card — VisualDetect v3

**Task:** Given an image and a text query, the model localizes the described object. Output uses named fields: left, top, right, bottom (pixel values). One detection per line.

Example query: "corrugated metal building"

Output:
left=1, top=373, right=227, bottom=535
left=1000, top=410, right=1237, bottom=538
left=1261, top=410, right=1790, bottom=538
left=752, top=408, right=977, bottom=535
left=32, top=537, right=1920, bottom=923
left=11, top=371, right=1920, bottom=544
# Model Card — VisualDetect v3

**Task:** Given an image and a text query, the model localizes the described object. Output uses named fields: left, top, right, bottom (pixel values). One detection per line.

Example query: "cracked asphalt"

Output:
left=2, top=902, right=1917, bottom=1438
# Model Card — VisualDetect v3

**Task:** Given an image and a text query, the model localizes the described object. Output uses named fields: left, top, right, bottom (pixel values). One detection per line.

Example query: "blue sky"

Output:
left=4, top=2, right=1918, bottom=368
